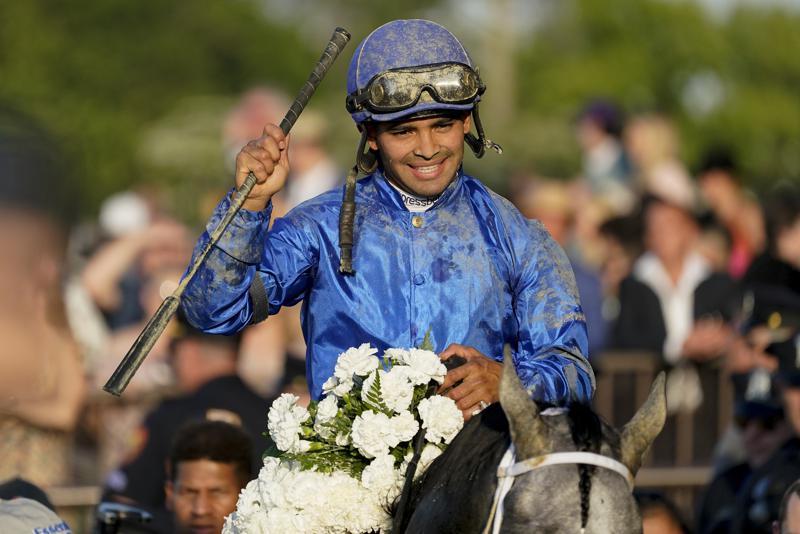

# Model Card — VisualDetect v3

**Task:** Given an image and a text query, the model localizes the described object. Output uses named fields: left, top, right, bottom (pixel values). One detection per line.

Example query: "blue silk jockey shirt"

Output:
left=181, top=170, right=596, bottom=403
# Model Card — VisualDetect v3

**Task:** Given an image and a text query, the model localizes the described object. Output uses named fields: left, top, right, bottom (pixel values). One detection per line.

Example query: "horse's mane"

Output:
left=567, top=402, right=603, bottom=529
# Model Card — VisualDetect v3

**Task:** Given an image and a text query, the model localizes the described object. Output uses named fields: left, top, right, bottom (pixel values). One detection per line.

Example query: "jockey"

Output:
left=181, top=19, right=595, bottom=417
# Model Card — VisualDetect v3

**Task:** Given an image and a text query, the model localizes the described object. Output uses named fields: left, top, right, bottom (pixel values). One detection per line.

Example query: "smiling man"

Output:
left=182, top=19, right=594, bottom=416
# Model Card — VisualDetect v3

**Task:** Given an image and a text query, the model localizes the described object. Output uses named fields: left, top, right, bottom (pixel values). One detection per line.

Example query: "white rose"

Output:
left=402, top=348, right=447, bottom=385
left=361, top=454, right=404, bottom=506
left=418, top=443, right=444, bottom=473
left=313, top=395, right=339, bottom=439
left=389, top=410, right=420, bottom=444
left=361, top=454, right=397, bottom=491
left=333, top=376, right=353, bottom=397
left=222, top=514, right=236, bottom=534
left=361, top=368, right=414, bottom=414
left=417, top=395, right=464, bottom=444
left=384, top=347, right=410, bottom=364
left=381, top=367, right=415, bottom=413
left=231, top=484, right=261, bottom=520
left=267, top=394, right=310, bottom=453
left=351, top=411, right=391, bottom=458
left=316, top=395, right=339, bottom=423
left=321, top=376, right=338, bottom=396
left=334, top=343, right=379, bottom=381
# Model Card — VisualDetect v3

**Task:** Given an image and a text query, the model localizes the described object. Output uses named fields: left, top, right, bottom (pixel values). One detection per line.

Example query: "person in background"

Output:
left=595, top=214, right=643, bottom=337
left=0, top=105, right=86, bottom=487
left=697, top=399, right=794, bottom=534
left=81, top=190, right=193, bottom=332
left=0, top=497, right=73, bottom=534
left=574, top=99, right=635, bottom=215
left=612, top=192, right=739, bottom=369
left=611, top=190, right=740, bottom=464
left=624, top=113, right=693, bottom=204
left=722, top=303, right=800, bottom=533
left=165, top=421, right=252, bottom=534
left=744, top=183, right=800, bottom=297
left=103, top=313, right=271, bottom=528
left=635, top=490, right=693, bottom=534
left=696, top=148, right=765, bottom=280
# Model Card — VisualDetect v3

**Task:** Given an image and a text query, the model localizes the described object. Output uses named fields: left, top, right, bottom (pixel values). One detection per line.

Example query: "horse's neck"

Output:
left=402, top=404, right=511, bottom=533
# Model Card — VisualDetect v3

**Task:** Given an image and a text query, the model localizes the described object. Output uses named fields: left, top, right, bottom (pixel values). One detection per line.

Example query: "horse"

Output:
left=395, top=352, right=667, bottom=533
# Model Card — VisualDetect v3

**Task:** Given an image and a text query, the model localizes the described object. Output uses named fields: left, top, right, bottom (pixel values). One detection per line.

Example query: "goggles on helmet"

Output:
left=346, top=62, right=484, bottom=115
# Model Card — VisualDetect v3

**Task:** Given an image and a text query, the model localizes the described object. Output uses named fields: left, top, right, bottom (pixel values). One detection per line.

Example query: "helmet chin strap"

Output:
left=465, top=103, right=503, bottom=158
left=356, top=130, right=379, bottom=174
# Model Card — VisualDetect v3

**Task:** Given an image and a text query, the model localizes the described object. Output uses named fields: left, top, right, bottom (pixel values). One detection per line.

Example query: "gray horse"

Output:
left=398, top=354, right=666, bottom=533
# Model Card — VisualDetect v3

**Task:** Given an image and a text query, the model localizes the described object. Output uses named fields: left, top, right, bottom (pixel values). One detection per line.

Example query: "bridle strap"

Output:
left=481, top=446, right=516, bottom=534
left=482, top=446, right=634, bottom=534
left=498, top=451, right=635, bottom=489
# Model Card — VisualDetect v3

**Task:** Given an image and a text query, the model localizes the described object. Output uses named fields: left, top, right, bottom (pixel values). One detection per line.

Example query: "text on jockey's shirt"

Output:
left=386, top=178, right=441, bottom=212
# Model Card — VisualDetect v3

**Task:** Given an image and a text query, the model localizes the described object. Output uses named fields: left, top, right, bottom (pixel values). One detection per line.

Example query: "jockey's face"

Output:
left=367, top=113, right=470, bottom=198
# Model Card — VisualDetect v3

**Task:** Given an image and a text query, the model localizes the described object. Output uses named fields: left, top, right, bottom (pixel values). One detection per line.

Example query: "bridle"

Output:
left=481, top=444, right=634, bottom=534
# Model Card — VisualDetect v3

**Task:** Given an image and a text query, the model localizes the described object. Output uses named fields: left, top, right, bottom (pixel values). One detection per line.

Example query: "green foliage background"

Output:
left=1, top=0, right=797, bottom=223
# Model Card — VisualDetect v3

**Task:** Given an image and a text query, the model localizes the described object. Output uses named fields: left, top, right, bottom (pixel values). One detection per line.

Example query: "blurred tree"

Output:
left=0, top=0, right=314, bottom=216
left=0, top=0, right=797, bottom=222
left=513, top=0, right=800, bottom=187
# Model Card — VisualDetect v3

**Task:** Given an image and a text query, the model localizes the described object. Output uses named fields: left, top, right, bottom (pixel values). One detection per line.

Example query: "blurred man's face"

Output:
left=644, top=202, right=697, bottom=266
left=642, top=507, right=684, bottom=534
left=741, top=417, right=791, bottom=469
left=699, top=171, right=739, bottom=223
left=166, top=459, right=242, bottom=534
left=368, top=113, right=470, bottom=198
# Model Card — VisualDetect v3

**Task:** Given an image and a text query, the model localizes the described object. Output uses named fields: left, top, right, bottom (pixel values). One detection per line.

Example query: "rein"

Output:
left=481, top=444, right=634, bottom=534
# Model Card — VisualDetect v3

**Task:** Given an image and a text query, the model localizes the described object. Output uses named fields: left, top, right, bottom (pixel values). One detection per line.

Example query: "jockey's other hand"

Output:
left=235, top=123, right=290, bottom=211
left=439, top=344, right=502, bottom=422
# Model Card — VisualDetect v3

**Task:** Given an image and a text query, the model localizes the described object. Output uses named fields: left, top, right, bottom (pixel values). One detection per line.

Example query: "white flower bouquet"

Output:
left=223, top=342, right=464, bottom=534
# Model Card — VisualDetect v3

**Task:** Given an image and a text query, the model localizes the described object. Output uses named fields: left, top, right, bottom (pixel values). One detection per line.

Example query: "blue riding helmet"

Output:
left=337, top=20, right=501, bottom=275
left=346, top=19, right=482, bottom=124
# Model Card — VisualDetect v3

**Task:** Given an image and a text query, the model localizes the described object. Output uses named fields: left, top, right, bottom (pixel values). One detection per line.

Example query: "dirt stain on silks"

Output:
left=430, top=257, right=457, bottom=283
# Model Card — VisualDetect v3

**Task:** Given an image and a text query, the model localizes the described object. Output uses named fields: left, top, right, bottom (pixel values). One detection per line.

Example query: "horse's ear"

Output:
left=619, top=371, right=667, bottom=475
left=499, top=346, right=550, bottom=458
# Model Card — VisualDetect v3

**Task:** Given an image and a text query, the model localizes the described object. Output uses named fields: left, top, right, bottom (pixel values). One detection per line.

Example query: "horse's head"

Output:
left=498, top=351, right=666, bottom=533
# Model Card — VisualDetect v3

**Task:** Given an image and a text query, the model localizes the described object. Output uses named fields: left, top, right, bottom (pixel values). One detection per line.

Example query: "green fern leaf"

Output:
left=419, top=327, right=434, bottom=351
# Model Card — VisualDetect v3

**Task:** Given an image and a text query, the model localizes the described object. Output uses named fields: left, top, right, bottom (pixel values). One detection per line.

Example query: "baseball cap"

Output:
left=0, top=478, right=55, bottom=511
left=0, top=497, right=72, bottom=533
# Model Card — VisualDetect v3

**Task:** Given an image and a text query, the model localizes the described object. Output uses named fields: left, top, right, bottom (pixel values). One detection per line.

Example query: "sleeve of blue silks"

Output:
left=509, top=219, right=595, bottom=405
left=180, top=192, right=316, bottom=334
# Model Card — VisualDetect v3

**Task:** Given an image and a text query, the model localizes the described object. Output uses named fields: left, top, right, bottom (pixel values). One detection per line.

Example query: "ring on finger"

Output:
left=471, top=400, right=489, bottom=417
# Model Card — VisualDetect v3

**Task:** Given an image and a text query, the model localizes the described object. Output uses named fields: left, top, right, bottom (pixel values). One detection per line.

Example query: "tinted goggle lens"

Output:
left=350, top=64, right=482, bottom=113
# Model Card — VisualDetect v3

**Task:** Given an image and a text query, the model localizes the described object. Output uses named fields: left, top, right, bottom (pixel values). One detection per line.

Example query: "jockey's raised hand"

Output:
left=439, top=343, right=502, bottom=421
left=235, top=123, right=290, bottom=211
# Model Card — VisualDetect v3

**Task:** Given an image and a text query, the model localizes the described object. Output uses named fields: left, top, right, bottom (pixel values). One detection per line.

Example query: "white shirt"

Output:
left=633, top=251, right=711, bottom=363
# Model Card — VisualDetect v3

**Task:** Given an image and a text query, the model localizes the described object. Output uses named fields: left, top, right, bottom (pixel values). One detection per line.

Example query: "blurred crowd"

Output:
left=1, top=91, right=799, bottom=533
